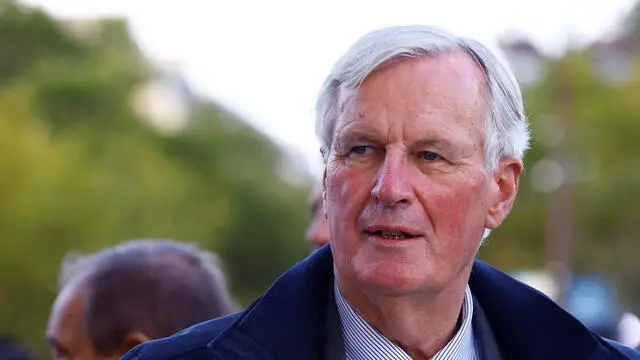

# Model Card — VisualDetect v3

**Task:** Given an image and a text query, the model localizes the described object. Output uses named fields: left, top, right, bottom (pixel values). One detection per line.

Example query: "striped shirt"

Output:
left=335, top=282, right=479, bottom=360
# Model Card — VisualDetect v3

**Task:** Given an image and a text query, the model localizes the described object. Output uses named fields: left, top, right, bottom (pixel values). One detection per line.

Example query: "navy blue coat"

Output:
left=122, top=246, right=640, bottom=360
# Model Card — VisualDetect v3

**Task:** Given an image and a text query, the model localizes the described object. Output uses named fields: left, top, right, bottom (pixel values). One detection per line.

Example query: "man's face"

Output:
left=324, top=52, right=521, bottom=296
left=46, top=280, right=116, bottom=360
left=305, top=189, right=330, bottom=250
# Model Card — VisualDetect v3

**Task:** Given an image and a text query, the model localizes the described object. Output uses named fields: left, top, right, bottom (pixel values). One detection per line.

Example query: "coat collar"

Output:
left=468, top=260, right=619, bottom=360
left=207, top=247, right=334, bottom=360
left=208, top=246, right=624, bottom=360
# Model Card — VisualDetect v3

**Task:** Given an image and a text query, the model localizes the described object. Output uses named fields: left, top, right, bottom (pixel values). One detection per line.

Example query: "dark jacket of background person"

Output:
left=121, top=246, right=640, bottom=360
left=0, top=336, right=36, bottom=360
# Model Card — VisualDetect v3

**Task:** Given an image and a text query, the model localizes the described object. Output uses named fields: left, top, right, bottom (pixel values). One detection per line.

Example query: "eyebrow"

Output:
left=336, top=131, right=458, bottom=153
left=334, top=131, right=382, bottom=148
left=411, top=138, right=456, bottom=152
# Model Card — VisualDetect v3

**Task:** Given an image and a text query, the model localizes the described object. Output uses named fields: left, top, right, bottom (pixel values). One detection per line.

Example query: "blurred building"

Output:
left=588, top=32, right=639, bottom=87
left=511, top=270, right=640, bottom=349
left=499, top=38, right=546, bottom=88
left=132, top=60, right=197, bottom=135
left=500, top=28, right=640, bottom=89
left=62, top=17, right=197, bottom=135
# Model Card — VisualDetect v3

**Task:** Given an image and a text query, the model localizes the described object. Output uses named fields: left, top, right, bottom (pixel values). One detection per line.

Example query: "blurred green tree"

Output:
left=481, top=32, right=640, bottom=315
left=0, top=2, right=311, bottom=356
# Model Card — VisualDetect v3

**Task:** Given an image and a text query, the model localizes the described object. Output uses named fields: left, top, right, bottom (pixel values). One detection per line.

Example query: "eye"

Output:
left=422, top=151, right=442, bottom=161
left=350, top=146, right=373, bottom=155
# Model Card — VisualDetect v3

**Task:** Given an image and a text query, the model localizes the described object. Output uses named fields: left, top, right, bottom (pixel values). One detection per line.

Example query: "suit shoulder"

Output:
left=121, top=313, right=240, bottom=360
left=605, top=339, right=640, bottom=359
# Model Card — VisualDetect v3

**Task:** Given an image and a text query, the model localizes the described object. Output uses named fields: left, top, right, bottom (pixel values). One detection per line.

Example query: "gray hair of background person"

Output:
left=315, top=25, right=531, bottom=174
left=59, top=239, right=238, bottom=356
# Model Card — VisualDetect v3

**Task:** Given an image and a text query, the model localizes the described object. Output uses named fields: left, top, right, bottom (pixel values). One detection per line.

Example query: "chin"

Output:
left=354, top=260, right=439, bottom=296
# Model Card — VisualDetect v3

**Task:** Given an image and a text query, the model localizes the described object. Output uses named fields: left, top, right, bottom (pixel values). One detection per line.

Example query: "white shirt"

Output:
left=335, top=282, right=480, bottom=360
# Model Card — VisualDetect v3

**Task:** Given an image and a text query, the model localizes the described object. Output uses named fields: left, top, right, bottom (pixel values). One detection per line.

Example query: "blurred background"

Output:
left=1, top=0, right=640, bottom=357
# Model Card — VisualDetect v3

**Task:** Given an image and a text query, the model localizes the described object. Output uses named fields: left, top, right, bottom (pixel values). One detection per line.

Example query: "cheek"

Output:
left=422, top=174, right=489, bottom=240
left=326, top=163, right=371, bottom=230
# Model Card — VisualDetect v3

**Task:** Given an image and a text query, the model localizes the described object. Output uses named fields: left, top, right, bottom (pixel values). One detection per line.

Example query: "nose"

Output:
left=371, top=152, right=413, bottom=206
left=305, top=212, right=330, bottom=250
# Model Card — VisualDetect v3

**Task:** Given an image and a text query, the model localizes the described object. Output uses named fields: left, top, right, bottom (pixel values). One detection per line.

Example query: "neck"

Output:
left=337, top=274, right=470, bottom=360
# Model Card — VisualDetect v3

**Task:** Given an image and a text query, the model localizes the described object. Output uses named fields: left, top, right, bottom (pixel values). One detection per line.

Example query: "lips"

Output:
left=365, top=225, right=422, bottom=240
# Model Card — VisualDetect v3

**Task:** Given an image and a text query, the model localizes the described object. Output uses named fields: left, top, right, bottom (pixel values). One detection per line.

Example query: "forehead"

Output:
left=338, top=51, right=487, bottom=142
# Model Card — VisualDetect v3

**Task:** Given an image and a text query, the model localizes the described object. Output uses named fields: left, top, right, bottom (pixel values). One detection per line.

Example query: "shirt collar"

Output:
left=334, top=281, right=478, bottom=360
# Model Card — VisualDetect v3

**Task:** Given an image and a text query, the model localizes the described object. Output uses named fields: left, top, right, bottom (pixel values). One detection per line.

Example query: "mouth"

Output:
left=365, top=226, right=421, bottom=240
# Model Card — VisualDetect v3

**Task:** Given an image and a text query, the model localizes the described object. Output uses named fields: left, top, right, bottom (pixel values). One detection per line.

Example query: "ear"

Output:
left=485, top=158, right=523, bottom=230
left=118, top=331, right=150, bottom=355
left=321, top=167, right=328, bottom=218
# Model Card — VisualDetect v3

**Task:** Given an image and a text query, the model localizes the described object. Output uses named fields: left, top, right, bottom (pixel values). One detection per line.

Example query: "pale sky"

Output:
left=22, top=0, right=637, bottom=176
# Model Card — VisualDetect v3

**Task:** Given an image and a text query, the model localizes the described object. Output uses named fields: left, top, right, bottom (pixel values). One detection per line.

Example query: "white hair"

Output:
left=315, top=25, right=531, bottom=173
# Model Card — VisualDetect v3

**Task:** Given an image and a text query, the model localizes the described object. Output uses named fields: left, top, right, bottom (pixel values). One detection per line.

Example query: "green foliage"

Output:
left=0, top=1, right=310, bottom=355
left=0, top=1, right=81, bottom=80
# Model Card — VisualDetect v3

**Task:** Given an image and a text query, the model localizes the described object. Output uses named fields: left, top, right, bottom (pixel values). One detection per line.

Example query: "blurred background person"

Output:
left=46, top=239, right=237, bottom=360
left=0, top=335, right=36, bottom=360
left=304, top=182, right=330, bottom=250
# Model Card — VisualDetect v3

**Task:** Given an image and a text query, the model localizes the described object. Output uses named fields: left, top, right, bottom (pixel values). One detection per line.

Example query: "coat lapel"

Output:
left=323, top=281, right=346, bottom=360
left=472, top=297, right=505, bottom=360
left=207, top=247, right=336, bottom=360
left=469, top=260, right=620, bottom=360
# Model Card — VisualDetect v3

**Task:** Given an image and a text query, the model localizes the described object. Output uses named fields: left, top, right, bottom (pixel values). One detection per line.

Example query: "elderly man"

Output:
left=122, top=25, right=640, bottom=360
left=46, top=239, right=237, bottom=360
